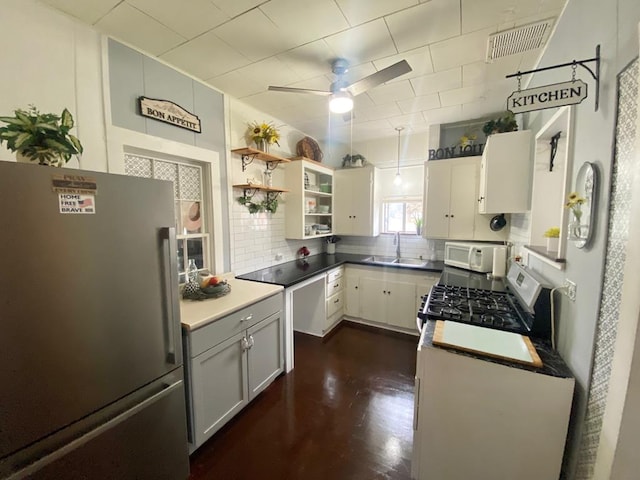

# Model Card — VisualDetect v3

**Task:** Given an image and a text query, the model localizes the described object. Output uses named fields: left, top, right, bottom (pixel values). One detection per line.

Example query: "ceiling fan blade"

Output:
left=346, top=60, right=412, bottom=97
left=268, top=86, right=332, bottom=96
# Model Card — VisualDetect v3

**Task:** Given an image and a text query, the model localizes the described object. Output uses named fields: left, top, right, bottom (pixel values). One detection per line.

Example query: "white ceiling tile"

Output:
left=461, top=94, right=509, bottom=119
left=397, top=93, right=441, bottom=114
left=324, top=18, right=397, bottom=65
left=126, top=0, right=229, bottom=39
left=161, top=31, right=250, bottom=79
left=439, top=85, right=486, bottom=107
left=335, top=0, right=419, bottom=26
left=387, top=112, right=428, bottom=129
left=386, top=0, right=461, bottom=53
left=410, top=68, right=461, bottom=96
left=208, top=71, right=264, bottom=99
left=261, top=0, right=349, bottom=45
left=422, top=105, right=463, bottom=125
left=461, top=0, right=541, bottom=34
left=463, top=62, right=487, bottom=87
left=430, top=28, right=494, bottom=72
left=96, top=3, right=186, bottom=56
left=366, top=80, right=415, bottom=105
left=210, top=0, right=263, bottom=18
left=41, top=0, right=121, bottom=24
left=213, top=9, right=299, bottom=62
left=355, top=103, right=403, bottom=122
left=276, top=41, right=337, bottom=80
left=373, top=46, right=434, bottom=80
left=236, top=57, right=303, bottom=90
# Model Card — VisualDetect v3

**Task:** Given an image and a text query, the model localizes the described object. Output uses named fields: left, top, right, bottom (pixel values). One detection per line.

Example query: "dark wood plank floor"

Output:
left=189, top=322, right=418, bottom=480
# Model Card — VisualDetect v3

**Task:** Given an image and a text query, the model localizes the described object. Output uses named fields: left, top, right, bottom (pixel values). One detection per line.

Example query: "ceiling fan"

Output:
left=268, top=58, right=412, bottom=114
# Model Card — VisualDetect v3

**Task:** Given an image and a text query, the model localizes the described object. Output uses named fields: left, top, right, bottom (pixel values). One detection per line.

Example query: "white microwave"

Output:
left=444, top=242, right=497, bottom=273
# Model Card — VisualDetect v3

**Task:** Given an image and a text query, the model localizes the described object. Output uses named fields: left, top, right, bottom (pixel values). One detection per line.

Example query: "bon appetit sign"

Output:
left=507, top=80, right=588, bottom=114
left=139, top=96, right=201, bottom=133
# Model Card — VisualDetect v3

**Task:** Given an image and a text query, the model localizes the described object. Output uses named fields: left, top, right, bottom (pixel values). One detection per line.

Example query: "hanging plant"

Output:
left=236, top=194, right=279, bottom=214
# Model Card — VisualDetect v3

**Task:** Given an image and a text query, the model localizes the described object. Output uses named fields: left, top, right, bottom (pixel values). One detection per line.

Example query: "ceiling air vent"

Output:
left=486, top=18, right=555, bottom=61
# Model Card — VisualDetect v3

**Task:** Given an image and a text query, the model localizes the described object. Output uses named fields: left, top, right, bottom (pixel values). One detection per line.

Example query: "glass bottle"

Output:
left=187, top=259, right=198, bottom=283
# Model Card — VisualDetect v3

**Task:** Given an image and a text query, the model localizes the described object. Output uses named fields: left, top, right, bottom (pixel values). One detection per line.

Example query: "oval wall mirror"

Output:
left=568, top=162, right=598, bottom=248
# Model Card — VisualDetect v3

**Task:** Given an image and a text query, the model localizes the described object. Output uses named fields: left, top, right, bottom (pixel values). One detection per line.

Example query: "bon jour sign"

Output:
left=507, top=80, right=588, bottom=114
left=139, top=97, right=201, bottom=133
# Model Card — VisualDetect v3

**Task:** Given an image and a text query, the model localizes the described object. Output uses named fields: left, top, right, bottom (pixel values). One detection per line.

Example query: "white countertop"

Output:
left=180, top=273, right=284, bottom=331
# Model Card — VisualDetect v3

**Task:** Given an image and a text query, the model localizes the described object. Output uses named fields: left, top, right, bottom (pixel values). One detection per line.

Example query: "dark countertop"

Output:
left=419, top=319, right=573, bottom=379
left=438, top=265, right=507, bottom=292
left=236, top=253, right=445, bottom=288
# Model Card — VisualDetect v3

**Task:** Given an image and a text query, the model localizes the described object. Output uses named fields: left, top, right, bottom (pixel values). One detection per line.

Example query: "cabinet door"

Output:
left=344, top=274, right=360, bottom=317
left=247, top=311, right=284, bottom=401
left=190, top=332, right=248, bottom=447
left=333, top=169, right=352, bottom=235
left=424, top=161, right=452, bottom=238
left=359, top=277, right=387, bottom=324
left=448, top=161, right=477, bottom=239
left=385, top=279, right=419, bottom=329
left=350, top=168, right=375, bottom=236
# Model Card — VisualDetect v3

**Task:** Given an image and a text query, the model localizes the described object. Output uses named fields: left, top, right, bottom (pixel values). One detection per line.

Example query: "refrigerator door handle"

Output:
left=161, top=227, right=180, bottom=365
left=5, top=379, right=185, bottom=480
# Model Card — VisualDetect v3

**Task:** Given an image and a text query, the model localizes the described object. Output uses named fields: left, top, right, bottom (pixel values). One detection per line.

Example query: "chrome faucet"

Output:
left=394, top=232, right=401, bottom=259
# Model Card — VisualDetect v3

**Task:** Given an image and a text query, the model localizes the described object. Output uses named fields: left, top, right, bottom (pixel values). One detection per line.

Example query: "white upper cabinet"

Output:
left=478, top=130, right=532, bottom=214
left=333, top=165, right=380, bottom=236
left=423, top=156, right=507, bottom=241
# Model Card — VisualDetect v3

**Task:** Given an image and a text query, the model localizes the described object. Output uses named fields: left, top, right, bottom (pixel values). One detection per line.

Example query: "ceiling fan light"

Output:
left=329, top=92, right=353, bottom=113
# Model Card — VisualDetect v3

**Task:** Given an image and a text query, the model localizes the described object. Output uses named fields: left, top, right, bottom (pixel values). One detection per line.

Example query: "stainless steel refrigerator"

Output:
left=0, top=162, right=190, bottom=479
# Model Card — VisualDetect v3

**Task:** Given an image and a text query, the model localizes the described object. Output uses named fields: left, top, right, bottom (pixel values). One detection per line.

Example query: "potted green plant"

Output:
left=543, top=227, right=560, bottom=252
left=0, top=105, right=83, bottom=166
left=413, top=214, right=423, bottom=235
left=342, top=153, right=366, bottom=168
left=482, top=112, right=518, bottom=137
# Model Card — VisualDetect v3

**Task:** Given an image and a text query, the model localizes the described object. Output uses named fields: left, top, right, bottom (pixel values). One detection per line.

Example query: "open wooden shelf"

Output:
left=288, top=156, right=333, bottom=170
left=231, top=147, right=291, bottom=171
left=232, top=184, right=289, bottom=193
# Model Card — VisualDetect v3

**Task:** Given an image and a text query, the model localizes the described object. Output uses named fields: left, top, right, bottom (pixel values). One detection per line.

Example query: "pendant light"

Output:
left=394, top=127, right=403, bottom=186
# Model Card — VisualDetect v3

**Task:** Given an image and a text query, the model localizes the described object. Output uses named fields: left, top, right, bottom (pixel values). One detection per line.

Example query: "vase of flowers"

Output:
left=565, top=192, right=586, bottom=240
left=248, top=121, right=280, bottom=153
left=543, top=227, right=560, bottom=252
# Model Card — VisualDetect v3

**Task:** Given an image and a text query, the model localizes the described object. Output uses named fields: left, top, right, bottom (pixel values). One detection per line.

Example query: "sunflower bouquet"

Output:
left=248, top=121, right=281, bottom=146
left=565, top=192, right=586, bottom=221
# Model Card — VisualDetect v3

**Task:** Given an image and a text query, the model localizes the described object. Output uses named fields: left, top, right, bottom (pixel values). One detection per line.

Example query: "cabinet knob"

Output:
left=334, top=298, right=340, bottom=304
left=355, top=286, right=358, bottom=290
left=334, top=283, right=339, bottom=288
left=248, top=335, right=255, bottom=348
left=450, top=214, right=455, bottom=218
left=445, top=214, right=449, bottom=218
left=241, top=337, right=250, bottom=351
left=388, top=291, right=391, bottom=295
left=478, top=196, right=485, bottom=203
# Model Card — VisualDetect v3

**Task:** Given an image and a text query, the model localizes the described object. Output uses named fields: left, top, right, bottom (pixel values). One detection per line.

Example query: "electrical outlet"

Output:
left=564, top=280, right=577, bottom=301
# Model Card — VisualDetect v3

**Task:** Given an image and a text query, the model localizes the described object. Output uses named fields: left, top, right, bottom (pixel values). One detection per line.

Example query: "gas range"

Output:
left=418, top=263, right=553, bottom=340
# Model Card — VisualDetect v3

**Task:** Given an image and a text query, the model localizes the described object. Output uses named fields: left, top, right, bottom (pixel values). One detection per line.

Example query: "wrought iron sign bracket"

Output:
left=506, top=45, right=601, bottom=111
left=549, top=132, right=562, bottom=172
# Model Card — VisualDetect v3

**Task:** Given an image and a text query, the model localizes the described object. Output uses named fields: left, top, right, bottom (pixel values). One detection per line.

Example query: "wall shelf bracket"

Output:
left=241, top=153, right=256, bottom=172
left=506, top=44, right=601, bottom=111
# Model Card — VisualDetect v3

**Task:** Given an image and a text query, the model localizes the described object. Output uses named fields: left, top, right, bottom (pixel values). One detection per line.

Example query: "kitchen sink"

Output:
left=363, top=256, right=398, bottom=264
left=363, top=256, right=428, bottom=267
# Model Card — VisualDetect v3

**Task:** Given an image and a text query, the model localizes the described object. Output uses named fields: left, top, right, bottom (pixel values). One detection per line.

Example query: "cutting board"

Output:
left=433, top=320, right=543, bottom=367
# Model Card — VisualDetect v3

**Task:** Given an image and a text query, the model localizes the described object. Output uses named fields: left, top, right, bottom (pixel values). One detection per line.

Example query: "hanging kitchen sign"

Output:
left=138, top=96, right=201, bottom=133
left=505, top=45, right=601, bottom=112
left=507, top=80, right=588, bottom=114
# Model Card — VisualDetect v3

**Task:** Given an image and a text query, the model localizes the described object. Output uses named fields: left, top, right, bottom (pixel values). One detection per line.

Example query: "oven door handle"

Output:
left=468, top=247, right=475, bottom=268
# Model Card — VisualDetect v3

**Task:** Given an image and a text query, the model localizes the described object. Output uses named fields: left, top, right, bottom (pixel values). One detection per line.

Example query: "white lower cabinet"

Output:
left=184, top=293, right=284, bottom=452
left=344, top=265, right=439, bottom=332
